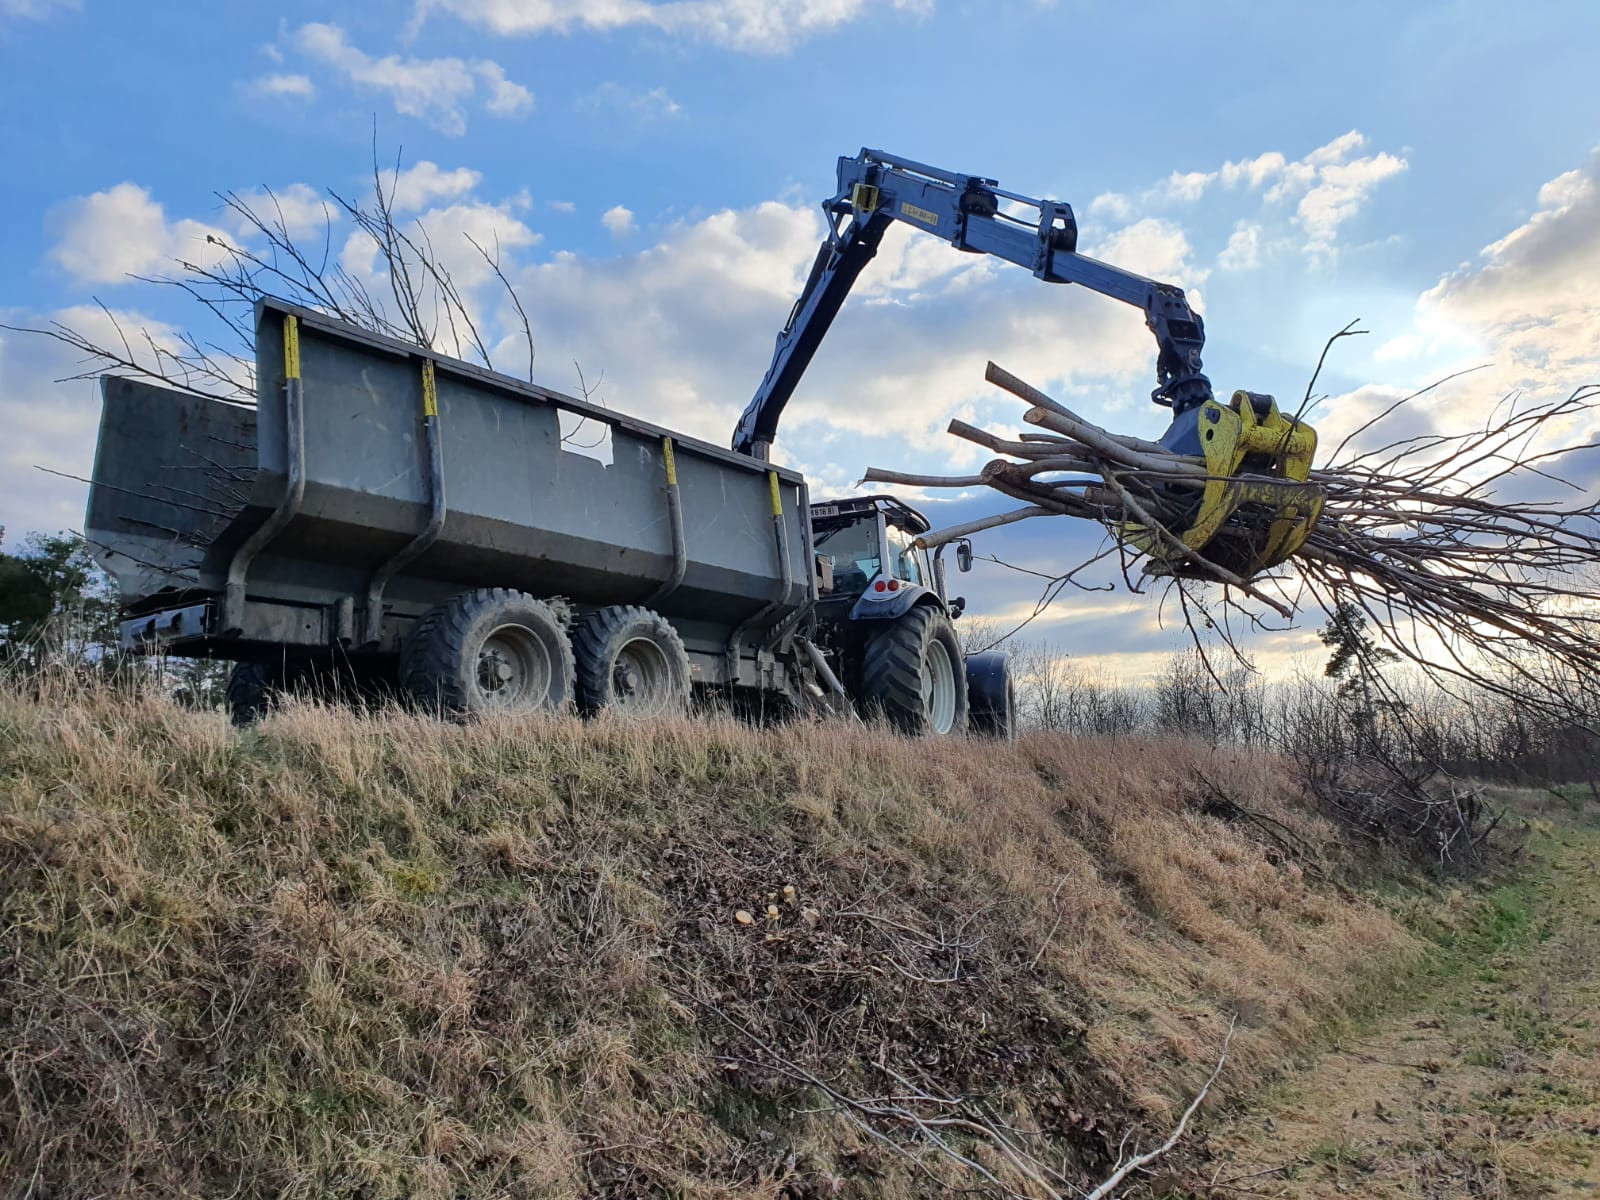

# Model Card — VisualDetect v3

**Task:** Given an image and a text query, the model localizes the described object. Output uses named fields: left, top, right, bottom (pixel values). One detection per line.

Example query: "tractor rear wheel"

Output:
left=401, top=589, right=575, bottom=716
left=573, top=605, right=692, bottom=718
left=859, top=606, right=968, bottom=735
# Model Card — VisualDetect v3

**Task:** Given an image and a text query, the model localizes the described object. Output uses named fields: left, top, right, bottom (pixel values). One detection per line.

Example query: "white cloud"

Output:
left=413, top=0, right=653, bottom=35
left=476, top=60, right=534, bottom=116
left=1096, top=218, right=1202, bottom=286
left=1162, top=169, right=1213, bottom=204
left=417, top=201, right=541, bottom=285
left=1221, top=132, right=1407, bottom=260
left=50, top=183, right=231, bottom=285
left=1306, top=381, right=1424, bottom=462
left=493, top=197, right=1181, bottom=458
left=386, top=161, right=483, bottom=212
left=0, top=305, right=185, bottom=538
left=1417, top=149, right=1600, bottom=399
left=1093, top=132, right=1407, bottom=263
left=1306, top=130, right=1367, bottom=167
left=0, top=0, right=77, bottom=18
left=1087, top=192, right=1133, bottom=222
left=1218, top=151, right=1286, bottom=191
left=345, top=200, right=539, bottom=283
left=1217, top=221, right=1262, bottom=271
left=577, top=81, right=682, bottom=120
left=548, top=200, right=577, bottom=213
left=291, top=22, right=533, bottom=135
left=1372, top=332, right=1423, bottom=363
left=229, top=183, right=337, bottom=239
left=246, top=73, right=317, bottom=99
left=338, top=228, right=383, bottom=283
left=852, top=219, right=991, bottom=299
left=337, top=194, right=542, bottom=362
left=1294, top=147, right=1407, bottom=259
left=411, top=0, right=931, bottom=53
left=601, top=205, right=637, bottom=237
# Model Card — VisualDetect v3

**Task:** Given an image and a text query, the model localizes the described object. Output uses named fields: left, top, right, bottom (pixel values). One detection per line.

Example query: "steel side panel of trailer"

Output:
left=87, top=376, right=258, bottom=606
left=203, top=300, right=810, bottom=642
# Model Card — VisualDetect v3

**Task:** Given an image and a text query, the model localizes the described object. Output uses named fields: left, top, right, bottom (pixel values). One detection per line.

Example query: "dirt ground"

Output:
left=1203, top=823, right=1600, bottom=1198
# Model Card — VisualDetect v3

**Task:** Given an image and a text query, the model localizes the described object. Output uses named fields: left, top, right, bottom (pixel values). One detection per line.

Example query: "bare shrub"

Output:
left=3, top=145, right=534, bottom=407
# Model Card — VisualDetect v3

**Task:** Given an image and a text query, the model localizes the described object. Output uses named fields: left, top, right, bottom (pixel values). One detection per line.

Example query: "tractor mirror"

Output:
left=956, top=540, right=974, bottom=573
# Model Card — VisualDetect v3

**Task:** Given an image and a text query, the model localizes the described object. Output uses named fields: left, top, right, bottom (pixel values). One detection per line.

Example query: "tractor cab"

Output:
left=809, top=495, right=938, bottom=601
left=805, top=494, right=1006, bottom=737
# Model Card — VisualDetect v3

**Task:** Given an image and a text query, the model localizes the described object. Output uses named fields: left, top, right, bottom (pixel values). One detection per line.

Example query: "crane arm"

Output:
left=732, top=148, right=1213, bottom=460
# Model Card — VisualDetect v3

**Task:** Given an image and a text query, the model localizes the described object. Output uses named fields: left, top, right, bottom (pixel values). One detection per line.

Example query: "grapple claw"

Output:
left=1127, top=391, right=1324, bottom=580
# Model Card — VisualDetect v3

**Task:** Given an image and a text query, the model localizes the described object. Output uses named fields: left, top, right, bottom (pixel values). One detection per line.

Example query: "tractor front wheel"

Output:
left=965, top=650, right=1016, bottom=739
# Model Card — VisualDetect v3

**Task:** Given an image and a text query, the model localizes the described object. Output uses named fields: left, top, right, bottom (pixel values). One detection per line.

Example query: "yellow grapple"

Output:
left=1126, top=390, right=1325, bottom=580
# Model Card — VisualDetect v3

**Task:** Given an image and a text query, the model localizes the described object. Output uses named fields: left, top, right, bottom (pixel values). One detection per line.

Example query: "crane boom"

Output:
left=732, top=148, right=1214, bottom=460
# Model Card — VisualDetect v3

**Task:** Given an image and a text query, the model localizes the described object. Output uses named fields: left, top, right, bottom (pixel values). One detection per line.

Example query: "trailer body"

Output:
left=89, top=300, right=814, bottom=695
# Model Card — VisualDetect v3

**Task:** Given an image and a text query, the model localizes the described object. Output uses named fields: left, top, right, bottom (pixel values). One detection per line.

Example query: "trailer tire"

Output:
left=402, top=589, right=575, bottom=716
left=228, top=656, right=398, bottom=723
left=965, top=651, right=1016, bottom=739
left=226, top=661, right=283, bottom=726
left=573, top=605, right=692, bottom=718
left=859, top=606, right=968, bottom=736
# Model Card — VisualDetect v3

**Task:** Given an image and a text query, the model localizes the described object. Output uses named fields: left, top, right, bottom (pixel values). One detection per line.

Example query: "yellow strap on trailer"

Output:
left=283, top=313, right=301, bottom=380
left=421, top=359, right=438, bottom=417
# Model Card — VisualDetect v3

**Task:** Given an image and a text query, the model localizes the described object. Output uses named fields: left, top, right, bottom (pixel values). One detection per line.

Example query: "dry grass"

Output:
left=0, top=679, right=1424, bottom=1198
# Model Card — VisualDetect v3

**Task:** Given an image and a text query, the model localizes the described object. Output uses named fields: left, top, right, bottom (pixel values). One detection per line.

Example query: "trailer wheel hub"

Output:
left=611, top=636, right=675, bottom=715
left=475, top=624, right=554, bottom=709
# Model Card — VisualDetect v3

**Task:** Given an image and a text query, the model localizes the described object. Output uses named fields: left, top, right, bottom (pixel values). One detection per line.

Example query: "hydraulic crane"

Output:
left=733, top=148, right=1218, bottom=461
left=734, top=149, right=1322, bottom=581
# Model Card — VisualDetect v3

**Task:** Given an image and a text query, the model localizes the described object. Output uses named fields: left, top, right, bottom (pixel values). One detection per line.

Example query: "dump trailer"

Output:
left=89, top=299, right=1007, bottom=735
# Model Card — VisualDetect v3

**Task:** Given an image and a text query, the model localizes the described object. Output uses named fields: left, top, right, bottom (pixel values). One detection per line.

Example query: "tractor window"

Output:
left=814, top=518, right=881, bottom=593
left=886, top=525, right=924, bottom=586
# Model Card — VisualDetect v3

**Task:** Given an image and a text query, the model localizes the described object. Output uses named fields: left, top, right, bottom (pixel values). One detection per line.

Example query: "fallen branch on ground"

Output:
left=1082, top=1017, right=1235, bottom=1199
left=683, top=983, right=1236, bottom=1198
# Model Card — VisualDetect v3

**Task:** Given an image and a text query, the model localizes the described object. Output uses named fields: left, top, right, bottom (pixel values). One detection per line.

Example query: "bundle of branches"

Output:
left=865, top=361, right=1600, bottom=715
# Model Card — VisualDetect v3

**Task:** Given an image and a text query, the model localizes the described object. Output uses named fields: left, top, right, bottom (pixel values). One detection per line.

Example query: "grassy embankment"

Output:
left=1, top=681, right=1500, bottom=1199
left=1206, top=793, right=1600, bottom=1198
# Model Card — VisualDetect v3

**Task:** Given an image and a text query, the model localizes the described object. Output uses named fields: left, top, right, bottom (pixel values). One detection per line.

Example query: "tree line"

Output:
left=5, top=527, right=1593, bottom=796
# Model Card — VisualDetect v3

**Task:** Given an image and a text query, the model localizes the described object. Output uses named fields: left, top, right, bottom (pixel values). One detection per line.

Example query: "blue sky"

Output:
left=4, top=0, right=1598, bottom=676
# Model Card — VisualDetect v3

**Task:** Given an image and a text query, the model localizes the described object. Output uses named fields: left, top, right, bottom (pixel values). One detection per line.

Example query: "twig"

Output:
left=1081, top=1016, right=1236, bottom=1199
